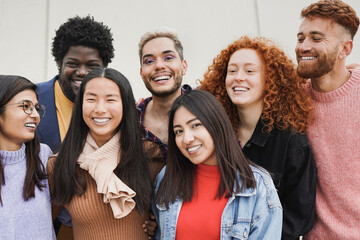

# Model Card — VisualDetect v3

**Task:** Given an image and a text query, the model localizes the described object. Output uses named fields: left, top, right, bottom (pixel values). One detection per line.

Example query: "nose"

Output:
left=297, top=38, right=312, bottom=53
left=235, top=69, right=245, bottom=82
left=29, top=106, right=40, bottom=118
left=182, top=129, right=194, bottom=144
left=76, top=65, right=88, bottom=76
left=154, top=59, right=166, bottom=70
left=94, top=101, right=107, bottom=113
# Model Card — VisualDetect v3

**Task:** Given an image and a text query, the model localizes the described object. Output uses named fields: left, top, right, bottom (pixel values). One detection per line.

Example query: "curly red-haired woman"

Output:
left=199, top=36, right=316, bottom=240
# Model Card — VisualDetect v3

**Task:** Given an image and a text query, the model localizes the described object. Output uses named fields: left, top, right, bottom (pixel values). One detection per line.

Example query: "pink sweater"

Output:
left=305, top=69, right=360, bottom=239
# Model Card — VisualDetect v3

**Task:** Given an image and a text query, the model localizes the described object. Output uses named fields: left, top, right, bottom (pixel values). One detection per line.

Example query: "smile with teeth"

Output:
left=301, top=56, right=316, bottom=60
left=25, top=123, right=36, bottom=128
left=187, top=145, right=202, bottom=153
left=153, top=75, right=171, bottom=82
left=73, top=80, right=83, bottom=86
left=93, top=118, right=110, bottom=123
left=233, top=87, right=249, bottom=92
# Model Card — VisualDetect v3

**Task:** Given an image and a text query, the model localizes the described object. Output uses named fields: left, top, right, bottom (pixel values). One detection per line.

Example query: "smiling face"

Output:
left=173, top=106, right=217, bottom=166
left=59, top=45, right=104, bottom=101
left=82, top=77, right=123, bottom=147
left=225, top=49, right=265, bottom=110
left=140, top=37, right=187, bottom=97
left=295, top=17, right=344, bottom=79
left=0, top=90, right=40, bottom=151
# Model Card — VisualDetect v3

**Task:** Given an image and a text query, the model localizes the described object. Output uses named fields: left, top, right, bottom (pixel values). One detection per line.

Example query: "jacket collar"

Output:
left=247, top=118, right=269, bottom=148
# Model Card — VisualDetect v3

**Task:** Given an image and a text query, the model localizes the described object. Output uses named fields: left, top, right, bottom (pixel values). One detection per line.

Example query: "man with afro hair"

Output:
left=36, top=15, right=114, bottom=152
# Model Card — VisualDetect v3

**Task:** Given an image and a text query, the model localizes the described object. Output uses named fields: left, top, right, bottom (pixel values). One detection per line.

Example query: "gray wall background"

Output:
left=1, top=0, right=359, bottom=99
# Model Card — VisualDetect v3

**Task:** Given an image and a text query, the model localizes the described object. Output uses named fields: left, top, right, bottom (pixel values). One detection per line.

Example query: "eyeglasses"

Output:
left=2, top=100, right=46, bottom=118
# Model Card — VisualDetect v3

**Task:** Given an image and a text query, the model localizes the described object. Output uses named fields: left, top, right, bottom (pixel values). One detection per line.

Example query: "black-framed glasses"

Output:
left=2, top=100, right=46, bottom=118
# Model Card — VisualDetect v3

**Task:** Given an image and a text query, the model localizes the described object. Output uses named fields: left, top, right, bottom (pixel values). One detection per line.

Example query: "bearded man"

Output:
left=295, top=1, right=360, bottom=239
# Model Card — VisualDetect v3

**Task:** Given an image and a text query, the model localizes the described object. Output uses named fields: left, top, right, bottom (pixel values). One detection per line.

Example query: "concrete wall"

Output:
left=1, top=0, right=359, bottom=99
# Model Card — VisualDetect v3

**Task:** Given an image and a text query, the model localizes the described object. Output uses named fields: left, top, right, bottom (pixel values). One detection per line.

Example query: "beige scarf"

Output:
left=77, top=132, right=136, bottom=218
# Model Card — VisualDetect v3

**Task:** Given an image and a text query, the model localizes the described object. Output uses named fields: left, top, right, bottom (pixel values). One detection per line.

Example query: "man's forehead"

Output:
left=142, top=37, right=177, bottom=55
left=298, top=17, right=341, bottom=34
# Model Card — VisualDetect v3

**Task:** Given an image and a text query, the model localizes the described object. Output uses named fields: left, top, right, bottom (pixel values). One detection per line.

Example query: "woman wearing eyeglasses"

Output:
left=0, top=75, right=55, bottom=239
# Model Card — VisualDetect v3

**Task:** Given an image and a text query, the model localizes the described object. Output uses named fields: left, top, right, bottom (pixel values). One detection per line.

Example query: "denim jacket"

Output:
left=152, top=166, right=283, bottom=240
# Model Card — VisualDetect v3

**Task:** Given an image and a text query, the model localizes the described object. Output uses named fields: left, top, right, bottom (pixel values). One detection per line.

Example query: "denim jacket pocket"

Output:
left=229, top=221, right=251, bottom=239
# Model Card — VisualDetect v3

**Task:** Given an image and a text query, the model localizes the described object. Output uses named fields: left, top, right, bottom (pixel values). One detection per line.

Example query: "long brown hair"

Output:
left=52, top=68, right=152, bottom=212
left=0, top=75, right=46, bottom=205
left=157, top=90, right=256, bottom=208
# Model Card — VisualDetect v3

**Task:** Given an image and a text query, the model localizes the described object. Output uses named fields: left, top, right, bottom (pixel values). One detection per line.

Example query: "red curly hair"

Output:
left=301, top=0, right=359, bottom=40
left=199, top=36, right=313, bottom=134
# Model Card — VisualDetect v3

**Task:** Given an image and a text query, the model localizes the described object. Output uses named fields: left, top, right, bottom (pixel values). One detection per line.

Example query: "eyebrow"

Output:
left=228, top=63, right=259, bottom=67
left=142, top=50, right=177, bottom=60
left=84, top=92, right=120, bottom=97
left=173, top=117, right=199, bottom=128
left=20, top=99, right=38, bottom=104
left=65, top=58, right=101, bottom=63
left=297, top=31, right=326, bottom=37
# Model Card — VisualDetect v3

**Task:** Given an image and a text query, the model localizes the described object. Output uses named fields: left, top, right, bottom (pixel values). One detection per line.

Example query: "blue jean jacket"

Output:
left=152, top=166, right=283, bottom=240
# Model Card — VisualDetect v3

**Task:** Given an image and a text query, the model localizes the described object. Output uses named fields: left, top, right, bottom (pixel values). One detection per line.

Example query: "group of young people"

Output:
left=1, top=0, right=359, bottom=239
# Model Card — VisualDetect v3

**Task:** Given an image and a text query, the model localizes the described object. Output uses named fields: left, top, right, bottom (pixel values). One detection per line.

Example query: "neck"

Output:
left=150, top=89, right=182, bottom=118
left=311, top=63, right=351, bottom=93
left=236, top=103, right=263, bottom=145
left=0, top=141, right=23, bottom=152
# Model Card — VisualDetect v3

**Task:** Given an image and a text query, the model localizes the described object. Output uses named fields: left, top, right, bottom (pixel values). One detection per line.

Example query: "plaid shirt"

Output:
left=137, top=85, right=192, bottom=162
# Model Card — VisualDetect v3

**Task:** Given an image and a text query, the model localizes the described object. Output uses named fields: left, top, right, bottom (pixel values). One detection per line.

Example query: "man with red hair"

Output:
left=295, top=0, right=360, bottom=239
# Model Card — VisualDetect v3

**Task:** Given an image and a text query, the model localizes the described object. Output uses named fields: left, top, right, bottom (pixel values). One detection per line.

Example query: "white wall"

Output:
left=1, top=0, right=359, bottom=99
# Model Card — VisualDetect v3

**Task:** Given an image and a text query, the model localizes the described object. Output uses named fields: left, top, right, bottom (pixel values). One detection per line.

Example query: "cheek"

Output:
left=113, top=104, right=123, bottom=123
left=61, top=67, right=74, bottom=79
left=175, top=137, right=184, bottom=152
left=114, top=110, right=123, bottom=125
left=141, top=66, right=152, bottom=77
left=82, top=105, right=91, bottom=121
left=225, top=76, right=233, bottom=92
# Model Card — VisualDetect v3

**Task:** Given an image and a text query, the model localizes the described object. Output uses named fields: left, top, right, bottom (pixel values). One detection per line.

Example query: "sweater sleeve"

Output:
left=281, top=133, right=317, bottom=239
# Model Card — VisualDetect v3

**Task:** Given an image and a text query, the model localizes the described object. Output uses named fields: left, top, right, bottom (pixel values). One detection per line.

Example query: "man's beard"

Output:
left=144, top=75, right=182, bottom=98
left=297, top=49, right=338, bottom=79
left=58, top=75, right=77, bottom=102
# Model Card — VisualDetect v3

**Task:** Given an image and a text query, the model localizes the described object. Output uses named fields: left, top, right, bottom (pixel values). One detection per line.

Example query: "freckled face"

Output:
left=225, top=49, right=265, bottom=110
left=82, top=77, right=123, bottom=147
left=173, top=106, right=217, bottom=166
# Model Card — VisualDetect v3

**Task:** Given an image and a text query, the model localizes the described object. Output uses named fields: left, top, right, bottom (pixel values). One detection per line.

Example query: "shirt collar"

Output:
left=247, top=118, right=269, bottom=148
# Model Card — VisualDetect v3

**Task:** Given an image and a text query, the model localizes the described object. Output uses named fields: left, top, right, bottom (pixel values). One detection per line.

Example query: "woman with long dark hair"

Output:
left=153, top=90, right=282, bottom=239
left=48, top=68, right=153, bottom=239
left=199, top=36, right=317, bottom=239
left=0, top=75, right=54, bottom=239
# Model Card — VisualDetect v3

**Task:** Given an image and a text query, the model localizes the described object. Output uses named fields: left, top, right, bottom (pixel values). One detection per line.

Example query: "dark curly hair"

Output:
left=301, top=0, right=359, bottom=39
left=52, top=15, right=114, bottom=66
left=199, top=36, right=313, bottom=134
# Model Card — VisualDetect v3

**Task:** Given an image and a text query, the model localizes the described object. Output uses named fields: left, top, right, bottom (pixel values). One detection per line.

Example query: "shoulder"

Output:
left=39, top=143, right=53, bottom=164
left=250, top=166, right=275, bottom=190
left=46, top=155, right=57, bottom=175
left=181, top=84, right=192, bottom=94
left=271, top=126, right=311, bottom=150
left=36, top=76, right=57, bottom=94
left=154, top=166, right=166, bottom=192
left=250, top=166, right=281, bottom=208
left=136, top=96, right=152, bottom=109
left=286, top=131, right=311, bottom=153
